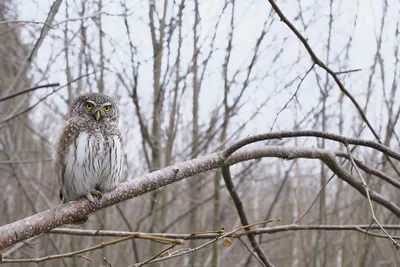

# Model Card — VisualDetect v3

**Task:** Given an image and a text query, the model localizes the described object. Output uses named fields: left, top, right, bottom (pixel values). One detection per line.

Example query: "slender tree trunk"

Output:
left=314, top=1, right=333, bottom=265
left=212, top=3, right=235, bottom=265
left=64, top=1, right=73, bottom=108
left=189, top=1, right=200, bottom=265
left=76, top=1, right=86, bottom=95
left=148, top=1, right=167, bottom=265
left=98, top=0, right=104, bottom=94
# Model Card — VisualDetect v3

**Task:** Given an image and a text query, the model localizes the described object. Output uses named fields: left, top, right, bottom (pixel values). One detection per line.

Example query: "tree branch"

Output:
left=0, top=83, right=59, bottom=103
left=1, top=132, right=399, bottom=251
left=48, top=224, right=400, bottom=240
left=221, top=165, right=273, bottom=266
left=223, top=130, right=400, bottom=160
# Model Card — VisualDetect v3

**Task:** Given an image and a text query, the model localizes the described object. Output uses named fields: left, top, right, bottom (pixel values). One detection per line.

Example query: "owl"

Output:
left=54, top=93, right=124, bottom=223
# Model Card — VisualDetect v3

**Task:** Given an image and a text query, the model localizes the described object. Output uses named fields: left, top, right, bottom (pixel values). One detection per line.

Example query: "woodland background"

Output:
left=1, top=0, right=400, bottom=266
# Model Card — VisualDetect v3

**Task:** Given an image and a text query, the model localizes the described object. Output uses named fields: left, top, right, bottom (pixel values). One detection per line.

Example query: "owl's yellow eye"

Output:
left=104, top=105, right=111, bottom=112
left=85, top=103, right=93, bottom=110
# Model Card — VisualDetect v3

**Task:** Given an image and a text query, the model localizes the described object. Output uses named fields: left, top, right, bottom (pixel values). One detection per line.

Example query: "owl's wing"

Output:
left=54, top=119, right=81, bottom=188
left=117, top=130, right=126, bottom=182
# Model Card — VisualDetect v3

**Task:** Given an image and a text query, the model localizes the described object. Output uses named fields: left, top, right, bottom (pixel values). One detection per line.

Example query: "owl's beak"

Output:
left=95, top=110, right=101, bottom=121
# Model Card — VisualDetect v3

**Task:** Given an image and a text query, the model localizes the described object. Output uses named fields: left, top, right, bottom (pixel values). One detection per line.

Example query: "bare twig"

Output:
left=335, top=68, right=362, bottom=75
left=344, top=143, right=400, bottom=248
left=0, top=235, right=138, bottom=264
left=6, top=0, right=62, bottom=95
left=48, top=224, right=400, bottom=240
left=103, top=257, right=112, bottom=267
left=335, top=152, right=400, bottom=190
left=1, top=236, right=41, bottom=258
left=0, top=158, right=52, bottom=164
left=267, top=0, right=400, bottom=180
left=0, top=73, right=93, bottom=126
left=293, top=174, right=335, bottom=224
left=238, top=237, right=266, bottom=267
left=221, top=165, right=274, bottom=267
left=115, top=205, right=139, bottom=262
left=53, top=11, right=124, bottom=27
left=0, top=83, right=59, bottom=103
left=132, top=220, right=277, bottom=267
left=270, top=64, right=315, bottom=131
left=0, top=20, right=52, bottom=27
left=132, top=232, right=222, bottom=267
left=267, top=0, right=378, bottom=140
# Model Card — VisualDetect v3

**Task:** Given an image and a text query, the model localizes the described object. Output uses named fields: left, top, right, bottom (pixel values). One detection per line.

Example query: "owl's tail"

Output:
left=59, top=189, right=65, bottom=202
left=68, top=216, right=89, bottom=225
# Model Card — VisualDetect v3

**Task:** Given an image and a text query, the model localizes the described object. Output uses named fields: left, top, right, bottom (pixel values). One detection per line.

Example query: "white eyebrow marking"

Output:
left=102, top=102, right=112, bottom=106
left=86, top=100, right=95, bottom=105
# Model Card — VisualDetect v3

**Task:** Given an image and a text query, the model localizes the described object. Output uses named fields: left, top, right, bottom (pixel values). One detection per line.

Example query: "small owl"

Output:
left=54, top=93, right=124, bottom=223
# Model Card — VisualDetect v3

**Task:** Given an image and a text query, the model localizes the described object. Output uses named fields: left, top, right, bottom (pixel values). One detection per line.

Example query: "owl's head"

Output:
left=70, top=93, right=119, bottom=123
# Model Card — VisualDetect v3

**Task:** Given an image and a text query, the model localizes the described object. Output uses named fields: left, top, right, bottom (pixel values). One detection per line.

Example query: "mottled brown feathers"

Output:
left=53, top=93, right=124, bottom=223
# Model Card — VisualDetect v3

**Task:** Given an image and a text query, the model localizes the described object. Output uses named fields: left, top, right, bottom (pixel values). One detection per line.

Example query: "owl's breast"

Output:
left=63, top=130, right=123, bottom=196
left=83, top=131, right=115, bottom=175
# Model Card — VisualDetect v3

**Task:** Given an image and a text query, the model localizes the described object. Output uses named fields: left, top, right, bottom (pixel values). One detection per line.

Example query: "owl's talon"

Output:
left=90, top=190, right=103, bottom=198
left=85, top=192, right=95, bottom=205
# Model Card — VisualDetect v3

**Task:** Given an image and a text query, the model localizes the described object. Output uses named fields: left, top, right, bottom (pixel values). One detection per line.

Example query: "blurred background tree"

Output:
left=1, top=0, right=400, bottom=266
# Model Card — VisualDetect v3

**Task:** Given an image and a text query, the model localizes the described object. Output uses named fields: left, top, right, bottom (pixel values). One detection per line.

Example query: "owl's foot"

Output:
left=85, top=192, right=95, bottom=205
left=90, top=190, right=103, bottom=198
left=85, top=191, right=102, bottom=206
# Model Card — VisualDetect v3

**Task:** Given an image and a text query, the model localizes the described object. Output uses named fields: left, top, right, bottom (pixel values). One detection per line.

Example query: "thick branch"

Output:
left=224, top=130, right=400, bottom=160
left=1, top=143, right=399, bottom=250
